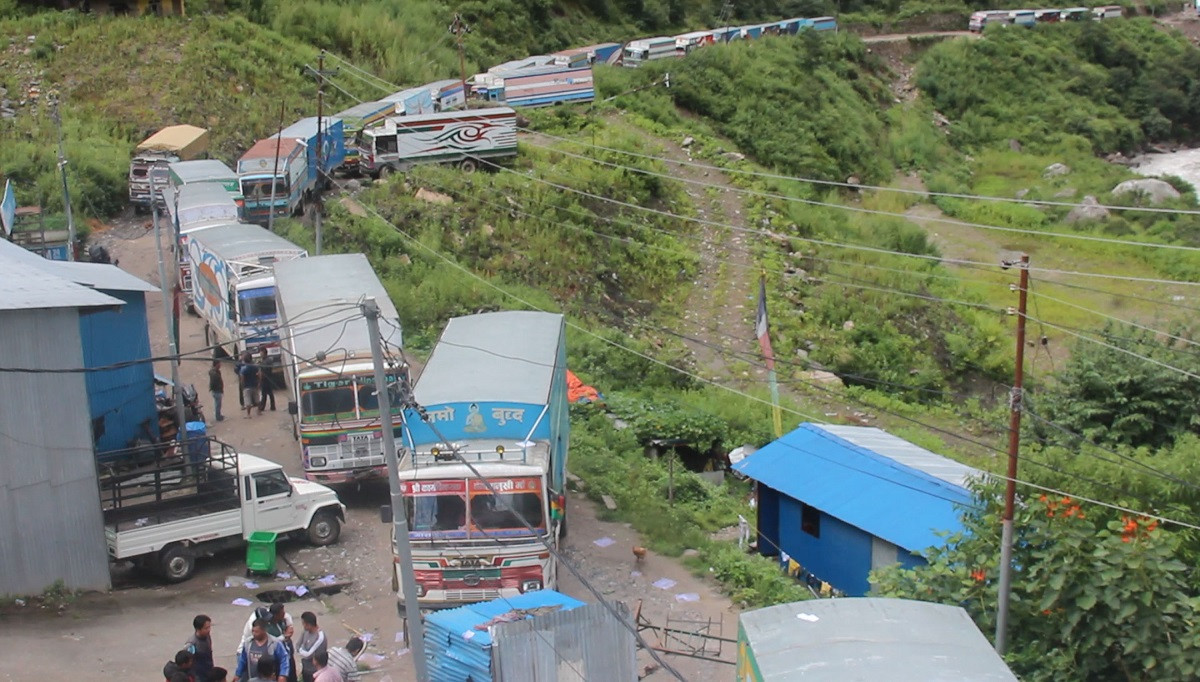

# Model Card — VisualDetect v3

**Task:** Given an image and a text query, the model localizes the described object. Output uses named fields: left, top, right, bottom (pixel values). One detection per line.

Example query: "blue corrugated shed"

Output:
left=734, top=423, right=980, bottom=554
left=80, top=286, right=158, bottom=456
left=424, top=590, right=585, bottom=682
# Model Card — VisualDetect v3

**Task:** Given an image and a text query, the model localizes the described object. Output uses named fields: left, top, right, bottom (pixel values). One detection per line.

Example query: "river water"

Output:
left=1131, top=148, right=1200, bottom=194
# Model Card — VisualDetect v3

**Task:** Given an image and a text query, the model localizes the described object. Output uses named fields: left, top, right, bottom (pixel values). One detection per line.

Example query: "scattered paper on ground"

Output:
left=593, top=537, right=615, bottom=548
left=652, top=578, right=676, bottom=590
left=231, top=598, right=253, bottom=606
left=675, top=593, right=700, bottom=602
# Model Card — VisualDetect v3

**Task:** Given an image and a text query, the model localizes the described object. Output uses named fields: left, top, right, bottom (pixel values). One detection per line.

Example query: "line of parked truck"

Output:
left=968, top=4, right=1124, bottom=30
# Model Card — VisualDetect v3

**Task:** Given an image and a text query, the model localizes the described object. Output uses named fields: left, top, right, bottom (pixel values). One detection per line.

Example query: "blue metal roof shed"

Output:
left=734, top=423, right=983, bottom=596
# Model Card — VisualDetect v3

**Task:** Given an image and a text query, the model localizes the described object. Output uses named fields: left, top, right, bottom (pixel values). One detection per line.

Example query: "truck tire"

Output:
left=307, top=510, right=341, bottom=546
left=159, top=544, right=195, bottom=583
left=459, top=158, right=478, bottom=174
left=378, top=165, right=394, bottom=180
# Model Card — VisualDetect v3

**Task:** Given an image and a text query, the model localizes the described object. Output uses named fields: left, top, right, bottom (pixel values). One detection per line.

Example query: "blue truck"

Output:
left=237, top=117, right=345, bottom=224
left=274, top=117, right=346, bottom=192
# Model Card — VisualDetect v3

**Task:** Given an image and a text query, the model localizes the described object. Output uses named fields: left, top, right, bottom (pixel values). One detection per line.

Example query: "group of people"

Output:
left=207, top=347, right=278, bottom=422
left=163, top=604, right=366, bottom=682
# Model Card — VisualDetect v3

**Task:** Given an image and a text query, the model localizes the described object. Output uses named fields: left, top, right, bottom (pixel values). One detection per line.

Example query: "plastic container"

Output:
left=246, top=531, right=279, bottom=574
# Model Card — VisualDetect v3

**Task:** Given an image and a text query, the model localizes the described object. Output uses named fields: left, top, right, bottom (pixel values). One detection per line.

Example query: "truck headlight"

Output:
left=520, top=579, right=543, bottom=594
left=310, top=456, right=327, bottom=468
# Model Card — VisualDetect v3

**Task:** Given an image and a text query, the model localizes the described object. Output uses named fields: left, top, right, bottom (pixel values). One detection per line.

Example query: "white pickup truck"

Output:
left=101, top=441, right=345, bottom=582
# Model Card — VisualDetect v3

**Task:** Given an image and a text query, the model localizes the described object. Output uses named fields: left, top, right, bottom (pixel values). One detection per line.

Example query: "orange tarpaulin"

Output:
left=567, top=370, right=602, bottom=404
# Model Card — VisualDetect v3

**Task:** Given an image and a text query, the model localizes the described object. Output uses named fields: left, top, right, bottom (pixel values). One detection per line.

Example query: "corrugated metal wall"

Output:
left=492, top=602, right=636, bottom=682
left=0, top=307, right=111, bottom=594
left=80, top=289, right=158, bottom=455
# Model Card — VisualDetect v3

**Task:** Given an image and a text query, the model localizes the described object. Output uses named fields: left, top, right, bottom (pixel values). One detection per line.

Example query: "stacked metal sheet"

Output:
left=424, top=590, right=585, bottom=681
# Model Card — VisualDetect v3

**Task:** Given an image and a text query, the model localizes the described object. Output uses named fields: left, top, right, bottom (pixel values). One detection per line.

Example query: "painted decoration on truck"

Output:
left=402, top=401, right=549, bottom=446
left=189, top=238, right=229, bottom=325
left=428, top=122, right=500, bottom=151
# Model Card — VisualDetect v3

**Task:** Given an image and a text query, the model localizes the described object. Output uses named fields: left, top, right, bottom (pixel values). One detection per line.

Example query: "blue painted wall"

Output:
left=759, top=485, right=928, bottom=596
left=80, top=289, right=158, bottom=456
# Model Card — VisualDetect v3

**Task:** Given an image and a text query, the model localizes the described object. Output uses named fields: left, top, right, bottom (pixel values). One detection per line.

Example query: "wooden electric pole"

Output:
left=305, top=52, right=339, bottom=255
left=49, top=96, right=76, bottom=260
left=449, top=14, right=472, bottom=99
left=994, top=253, right=1030, bottom=655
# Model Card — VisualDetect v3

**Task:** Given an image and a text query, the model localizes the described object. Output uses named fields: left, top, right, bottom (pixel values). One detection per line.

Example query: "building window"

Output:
left=801, top=503, right=820, bottom=538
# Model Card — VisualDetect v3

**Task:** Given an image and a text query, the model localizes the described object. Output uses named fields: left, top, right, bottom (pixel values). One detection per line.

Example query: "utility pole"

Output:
left=49, top=96, right=76, bottom=261
left=449, top=14, right=472, bottom=99
left=267, top=101, right=285, bottom=234
left=362, top=298, right=428, bottom=680
left=994, top=252, right=1030, bottom=655
left=305, top=52, right=339, bottom=255
left=150, top=172, right=188, bottom=448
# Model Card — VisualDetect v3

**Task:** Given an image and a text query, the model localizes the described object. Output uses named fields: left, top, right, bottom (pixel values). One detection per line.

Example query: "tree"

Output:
left=872, top=485, right=1200, bottom=681
left=1035, top=325, right=1200, bottom=450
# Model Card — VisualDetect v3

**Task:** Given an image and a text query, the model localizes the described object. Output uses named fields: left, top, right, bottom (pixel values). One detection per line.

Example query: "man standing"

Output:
left=258, top=347, right=276, bottom=412
left=187, top=614, right=215, bottom=681
left=239, top=352, right=260, bottom=418
left=296, top=612, right=327, bottom=682
left=238, top=604, right=292, bottom=658
left=312, top=651, right=344, bottom=682
left=208, top=362, right=225, bottom=422
left=235, top=354, right=246, bottom=409
left=163, top=649, right=194, bottom=682
left=232, top=619, right=289, bottom=682
left=264, top=603, right=297, bottom=682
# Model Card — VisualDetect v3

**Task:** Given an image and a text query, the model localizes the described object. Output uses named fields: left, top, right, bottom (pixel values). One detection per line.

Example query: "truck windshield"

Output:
left=404, top=477, right=544, bottom=539
left=237, top=288, right=276, bottom=322
left=300, top=380, right=358, bottom=422
left=356, top=373, right=404, bottom=416
left=371, top=134, right=398, bottom=156
left=241, top=179, right=288, bottom=200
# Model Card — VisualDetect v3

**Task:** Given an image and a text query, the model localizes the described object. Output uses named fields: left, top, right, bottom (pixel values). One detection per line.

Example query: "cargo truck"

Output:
left=472, top=64, right=594, bottom=107
left=274, top=254, right=408, bottom=484
left=273, top=117, right=346, bottom=192
left=393, top=311, right=569, bottom=608
left=237, top=138, right=307, bottom=224
left=167, top=159, right=242, bottom=210
left=622, top=36, right=680, bottom=66
left=186, top=222, right=307, bottom=364
left=129, top=124, right=209, bottom=208
left=100, top=438, right=344, bottom=582
left=357, top=107, right=518, bottom=177
left=333, top=101, right=395, bottom=169
left=383, top=87, right=435, bottom=116
left=163, top=183, right=244, bottom=306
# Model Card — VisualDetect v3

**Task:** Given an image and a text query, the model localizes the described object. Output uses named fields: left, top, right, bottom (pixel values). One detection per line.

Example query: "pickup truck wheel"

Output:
left=307, top=510, right=341, bottom=546
left=159, top=545, right=195, bottom=583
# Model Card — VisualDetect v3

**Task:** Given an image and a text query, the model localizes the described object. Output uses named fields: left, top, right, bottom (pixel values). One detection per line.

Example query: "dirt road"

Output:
left=0, top=218, right=738, bottom=680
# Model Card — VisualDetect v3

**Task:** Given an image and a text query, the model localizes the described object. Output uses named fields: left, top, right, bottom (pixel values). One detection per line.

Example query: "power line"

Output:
left=1028, top=289, right=1200, bottom=349
left=1028, top=316, right=1200, bottom=381
left=523, top=126, right=1200, bottom=218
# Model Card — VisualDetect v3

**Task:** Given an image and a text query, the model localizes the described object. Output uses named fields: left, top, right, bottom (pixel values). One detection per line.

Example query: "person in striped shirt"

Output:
left=324, top=637, right=364, bottom=680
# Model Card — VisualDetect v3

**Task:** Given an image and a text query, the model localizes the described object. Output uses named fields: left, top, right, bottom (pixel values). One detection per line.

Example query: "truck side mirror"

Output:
left=287, top=401, right=298, bottom=416
left=380, top=504, right=393, bottom=524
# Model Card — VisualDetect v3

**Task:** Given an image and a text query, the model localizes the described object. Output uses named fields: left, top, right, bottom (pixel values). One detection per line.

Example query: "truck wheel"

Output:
left=560, top=517, right=568, bottom=540
left=459, top=158, right=478, bottom=173
left=307, top=510, right=341, bottom=546
left=159, top=545, right=195, bottom=583
left=378, top=165, right=394, bottom=180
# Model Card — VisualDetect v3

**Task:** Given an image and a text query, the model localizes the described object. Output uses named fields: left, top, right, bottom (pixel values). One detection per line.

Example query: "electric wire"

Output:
left=1029, top=289, right=1200, bottom=349
left=523, top=126, right=1200, bottom=218
left=1027, top=316, right=1200, bottom=381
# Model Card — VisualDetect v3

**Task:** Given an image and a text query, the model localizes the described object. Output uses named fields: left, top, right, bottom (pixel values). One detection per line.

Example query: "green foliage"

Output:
left=609, top=33, right=894, bottom=183
left=872, top=485, right=1200, bottom=680
left=0, top=12, right=320, bottom=213
left=1032, top=325, right=1200, bottom=449
left=569, top=407, right=810, bottom=607
left=918, top=20, right=1200, bottom=153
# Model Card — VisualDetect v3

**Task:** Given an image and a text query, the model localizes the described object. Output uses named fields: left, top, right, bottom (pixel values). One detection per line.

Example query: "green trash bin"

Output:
left=246, top=531, right=279, bottom=574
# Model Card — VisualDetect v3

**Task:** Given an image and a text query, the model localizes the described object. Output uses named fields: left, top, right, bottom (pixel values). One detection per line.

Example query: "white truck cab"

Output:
left=102, top=447, right=345, bottom=583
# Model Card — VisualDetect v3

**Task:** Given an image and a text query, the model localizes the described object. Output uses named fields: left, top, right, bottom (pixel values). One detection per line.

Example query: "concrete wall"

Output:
left=0, top=307, right=111, bottom=595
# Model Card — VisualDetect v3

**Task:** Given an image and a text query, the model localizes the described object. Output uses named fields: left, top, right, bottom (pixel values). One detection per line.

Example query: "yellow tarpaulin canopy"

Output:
left=136, top=124, right=209, bottom=159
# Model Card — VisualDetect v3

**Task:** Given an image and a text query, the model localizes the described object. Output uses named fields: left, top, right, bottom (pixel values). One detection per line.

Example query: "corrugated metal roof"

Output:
left=740, top=598, right=1016, bottom=681
left=733, top=423, right=979, bottom=552
left=0, top=258, right=122, bottom=310
left=274, top=116, right=339, bottom=141
left=334, top=100, right=392, bottom=120
left=414, top=311, right=564, bottom=407
left=273, top=254, right=401, bottom=360
left=0, top=237, right=157, bottom=294
left=814, top=424, right=981, bottom=489
left=168, top=182, right=239, bottom=210
left=188, top=223, right=307, bottom=261
left=425, top=590, right=586, bottom=681
left=240, top=137, right=302, bottom=163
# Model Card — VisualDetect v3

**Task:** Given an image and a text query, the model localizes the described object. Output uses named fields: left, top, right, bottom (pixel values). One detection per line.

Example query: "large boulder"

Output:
left=1111, top=178, right=1181, bottom=204
left=1043, top=163, right=1070, bottom=178
left=1065, top=195, right=1110, bottom=223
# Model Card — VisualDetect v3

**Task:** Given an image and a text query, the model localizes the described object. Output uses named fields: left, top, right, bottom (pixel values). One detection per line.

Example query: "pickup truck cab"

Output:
left=103, top=448, right=345, bottom=583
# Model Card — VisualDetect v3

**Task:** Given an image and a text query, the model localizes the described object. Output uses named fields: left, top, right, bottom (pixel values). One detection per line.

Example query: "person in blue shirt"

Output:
left=232, top=618, right=289, bottom=682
